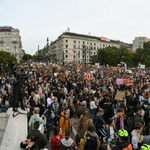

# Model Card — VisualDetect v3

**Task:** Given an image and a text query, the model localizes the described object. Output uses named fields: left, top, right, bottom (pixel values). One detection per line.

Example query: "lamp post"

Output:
left=38, top=45, right=39, bottom=63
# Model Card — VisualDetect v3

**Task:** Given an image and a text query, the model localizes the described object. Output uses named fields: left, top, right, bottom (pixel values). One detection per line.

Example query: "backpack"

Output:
left=127, top=115, right=135, bottom=132
left=83, top=133, right=98, bottom=145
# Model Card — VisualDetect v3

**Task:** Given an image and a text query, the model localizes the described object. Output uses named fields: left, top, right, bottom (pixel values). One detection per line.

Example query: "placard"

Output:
left=115, top=90, right=125, bottom=101
left=116, top=79, right=124, bottom=85
left=58, top=76, right=66, bottom=81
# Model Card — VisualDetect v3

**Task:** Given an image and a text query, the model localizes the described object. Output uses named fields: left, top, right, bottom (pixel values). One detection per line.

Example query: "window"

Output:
left=94, top=43, right=96, bottom=46
left=66, top=40, right=68, bottom=43
left=79, top=41, right=80, bottom=44
left=90, top=42, right=92, bottom=45
left=14, top=32, right=16, bottom=35
left=6, top=49, right=9, bottom=52
left=73, top=55, right=76, bottom=59
left=87, top=42, right=89, bottom=45
left=74, top=50, right=76, bottom=53
left=1, top=33, right=3, bottom=35
left=83, top=51, right=84, bottom=54
left=106, top=45, right=107, bottom=47
left=90, top=47, right=92, bottom=50
left=73, top=45, right=76, bottom=49
left=83, top=41, right=85, bottom=44
left=6, top=37, right=9, bottom=41
left=66, top=50, right=68, bottom=53
left=94, top=47, right=96, bottom=50
left=1, top=44, right=3, bottom=47
left=65, top=55, right=68, bottom=58
left=13, top=37, right=16, bottom=41
left=91, top=52, right=92, bottom=54
left=6, top=43, right=9, bottom=47
left=103, top=44, right=105, bottom=47
left=94, top=52, right=95, bottom=55
left=87, top=56, right=88, bottom=58
left=82, top=55, right=84, bottom=58
left=74, top=41, right=76, bottom=44
left=66, top=45, right=68, bottom=48
left=90, top=56, right=92, bottom=58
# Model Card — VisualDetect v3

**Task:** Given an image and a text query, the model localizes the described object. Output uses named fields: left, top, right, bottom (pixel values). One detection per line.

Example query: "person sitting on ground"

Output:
left=59, top=127, right=77, bottom=150
left=80, top=125, right=100, bottom=150
left=29, top=121, right=47, bottom=149
left=20, top=133, right=39, bottom=150
left=111, top=129, right=133, bottom=150
left=51, top=126, right=64, bottom=150
left=131, top=122, right=144, bottom=150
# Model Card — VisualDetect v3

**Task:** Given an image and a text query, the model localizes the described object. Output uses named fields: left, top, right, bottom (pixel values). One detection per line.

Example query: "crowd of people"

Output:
left=1, top=61, right=150, bottom=150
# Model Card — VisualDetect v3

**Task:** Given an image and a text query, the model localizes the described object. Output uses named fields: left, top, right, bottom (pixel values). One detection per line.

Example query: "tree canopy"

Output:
left=96, top=46, right=134, bottom=67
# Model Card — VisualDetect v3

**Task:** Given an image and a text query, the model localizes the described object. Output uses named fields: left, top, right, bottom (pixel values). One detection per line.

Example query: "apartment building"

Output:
left=132, top=37, right=150, bottom=51
left=0, top=26, right=23, bottom=62
left=49, top=32, right=132, bottom=63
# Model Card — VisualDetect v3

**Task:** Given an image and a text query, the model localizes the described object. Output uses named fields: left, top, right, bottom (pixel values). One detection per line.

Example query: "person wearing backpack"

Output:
left=111, top=129, right=133, bottom=150
left=44, top=105, right=55, bottom=142
left=128, top=104, right=143, bottom=134
left=59, top=106, right=71, bottom=134
left=80, top=125, right=100, bottom=150
left=94, top=108, right=106, bottom=137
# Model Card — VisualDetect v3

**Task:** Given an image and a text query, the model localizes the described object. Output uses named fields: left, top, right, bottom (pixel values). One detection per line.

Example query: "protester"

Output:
left=59, top=127, right=77, bottom=150
left=80, top=125, right=100, bottom=150
left=59, top=106, right=71, bottom=134
left=51, top=126, right=64, bottom=150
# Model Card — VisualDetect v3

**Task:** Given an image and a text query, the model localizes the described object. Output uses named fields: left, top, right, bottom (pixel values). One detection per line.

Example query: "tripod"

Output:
left=12, top=107, right=27, bottom=117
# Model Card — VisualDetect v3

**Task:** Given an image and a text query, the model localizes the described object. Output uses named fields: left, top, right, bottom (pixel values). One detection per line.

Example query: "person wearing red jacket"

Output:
left=51, top=126, right=64, bottom=150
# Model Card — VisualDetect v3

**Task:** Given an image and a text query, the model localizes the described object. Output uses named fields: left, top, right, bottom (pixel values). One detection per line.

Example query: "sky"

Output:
left=1, top=0, right=150, bottom=55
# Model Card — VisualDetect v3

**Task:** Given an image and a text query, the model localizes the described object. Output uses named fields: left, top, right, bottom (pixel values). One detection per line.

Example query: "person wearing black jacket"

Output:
left=29, top=121, right=47, bottom=149
left=20, top=133, right=39, bottom=150
left=57, top=88, right=65, bottom=104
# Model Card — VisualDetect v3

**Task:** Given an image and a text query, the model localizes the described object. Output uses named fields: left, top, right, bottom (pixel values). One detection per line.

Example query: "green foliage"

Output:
left=23, top=54, right=33, bottom=61
left=32, top=55, right=44, bottom=61
left=0, top=51, right=17, bottom=73
left=96, top=46, right=134, bottom=67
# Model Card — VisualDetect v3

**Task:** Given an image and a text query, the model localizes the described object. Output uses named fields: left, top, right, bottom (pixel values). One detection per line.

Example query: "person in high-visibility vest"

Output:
left=111, top=129, right=133, bottom=150
left=140, top=144, right=150, bottom=150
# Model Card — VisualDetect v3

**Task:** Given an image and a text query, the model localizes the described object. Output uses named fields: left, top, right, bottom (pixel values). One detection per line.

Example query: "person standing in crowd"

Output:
left=59, top=127, right=77, bottom=150
left=59, top=106, right=71, bottom=134
left=113, top=108, right=124, bottom=130
left=29, top=108, right=46, bottom=131
left=51, top=126, right=64, bottom=150
left=80, top=125, right=100, bottom=150
left=44, top=105, right=55, bottom=142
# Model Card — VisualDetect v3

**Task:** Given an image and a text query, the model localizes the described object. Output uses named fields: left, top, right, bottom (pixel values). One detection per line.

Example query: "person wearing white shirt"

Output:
left=90, top=95, right=97, bottom=121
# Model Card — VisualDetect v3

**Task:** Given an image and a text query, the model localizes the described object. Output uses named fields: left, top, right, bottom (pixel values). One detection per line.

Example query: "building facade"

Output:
left=49, top=32, right=132, bottom=63
left=132, top=37, right=150, bottom=51
left=0, top=26, right=23, bottom=62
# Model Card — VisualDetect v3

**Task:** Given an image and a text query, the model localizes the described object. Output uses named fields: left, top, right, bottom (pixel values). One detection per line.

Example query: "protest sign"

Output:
left=115, top=90, right=125, bottom=101
left=116, top=79, right=124, bottom=85
left=58, top=76, right=66, bottom=81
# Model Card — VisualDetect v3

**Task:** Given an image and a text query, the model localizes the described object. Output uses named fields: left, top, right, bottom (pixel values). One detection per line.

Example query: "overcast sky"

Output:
left=1, top=0, right=150, bottom=55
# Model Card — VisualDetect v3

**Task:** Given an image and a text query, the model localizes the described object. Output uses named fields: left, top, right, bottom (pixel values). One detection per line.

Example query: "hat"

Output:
left=88, top=125, right=95, bottom=133
left=117, top=108, right=123, bottom=113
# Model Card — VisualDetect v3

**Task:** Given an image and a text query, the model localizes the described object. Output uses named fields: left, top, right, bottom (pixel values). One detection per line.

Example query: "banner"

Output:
left=116, top=79, right=124, bottom=85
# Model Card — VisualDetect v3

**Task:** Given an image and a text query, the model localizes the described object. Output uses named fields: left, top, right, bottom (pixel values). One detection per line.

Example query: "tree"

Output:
left=96, top=46, right=134, bottom=67
left=0, top=51, right=17, bottom=72
left=23, top=54, right=32, bottom=61
left=140, top=41, right=150, bottom=67
left=133, top=48, right=143, bottom=67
